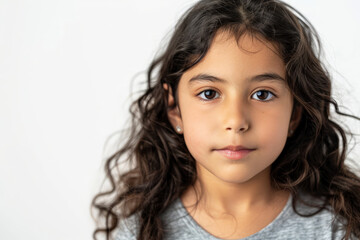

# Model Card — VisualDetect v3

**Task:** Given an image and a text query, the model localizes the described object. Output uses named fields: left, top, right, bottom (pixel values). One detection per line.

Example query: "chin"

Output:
left=218, top=173, right=257, bottom=184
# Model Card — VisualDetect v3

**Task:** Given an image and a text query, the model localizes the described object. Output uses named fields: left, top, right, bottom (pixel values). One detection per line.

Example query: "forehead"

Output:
left=181, top=31, right=286, bottom=85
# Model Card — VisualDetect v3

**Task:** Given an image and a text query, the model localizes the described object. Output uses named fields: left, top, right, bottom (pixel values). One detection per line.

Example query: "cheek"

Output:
left=182, top=112, right=211, bottom=144
left=180, top=97, right=216, bottom=134
left=255, top=107, right=292, bottom=150
left=182, top=123, right=208, bottom=162
left=181, top=107, right=218, bottom=156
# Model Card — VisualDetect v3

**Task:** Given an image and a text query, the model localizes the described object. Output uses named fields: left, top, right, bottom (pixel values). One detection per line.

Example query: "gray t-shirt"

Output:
left=115, top=194, right=350, bottom=240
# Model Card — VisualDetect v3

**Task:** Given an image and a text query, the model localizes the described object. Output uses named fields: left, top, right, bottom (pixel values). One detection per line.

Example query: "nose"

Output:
left=223, top=97, right=250, bottom=133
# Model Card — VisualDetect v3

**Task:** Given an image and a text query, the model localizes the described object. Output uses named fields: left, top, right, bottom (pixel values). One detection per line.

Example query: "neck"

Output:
left=182, top=165, right=286, bottom=214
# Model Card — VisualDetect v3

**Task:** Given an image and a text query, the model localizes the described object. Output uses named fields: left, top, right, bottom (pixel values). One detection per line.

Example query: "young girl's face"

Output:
left=170, top=31, right=296, bottom=185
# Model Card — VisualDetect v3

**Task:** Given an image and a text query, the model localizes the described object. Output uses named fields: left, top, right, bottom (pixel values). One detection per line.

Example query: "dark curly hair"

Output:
left=91, top=0, right=360, bottom=239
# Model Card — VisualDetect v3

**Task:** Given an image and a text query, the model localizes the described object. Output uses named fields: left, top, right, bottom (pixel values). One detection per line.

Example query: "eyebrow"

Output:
left=188, top=73, right=285, bottom=85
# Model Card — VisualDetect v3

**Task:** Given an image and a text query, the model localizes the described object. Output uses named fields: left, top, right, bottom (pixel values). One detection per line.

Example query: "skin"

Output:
left=166, top=31, right=302, bottom=239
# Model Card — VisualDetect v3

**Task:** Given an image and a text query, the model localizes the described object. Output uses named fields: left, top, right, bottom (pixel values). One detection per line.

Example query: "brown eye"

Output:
left=252, top=90, right=275, bottom=101
left=198, top=89, right=220, bottom=100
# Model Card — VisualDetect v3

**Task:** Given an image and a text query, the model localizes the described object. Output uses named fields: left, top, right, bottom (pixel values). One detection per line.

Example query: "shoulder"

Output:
left=114, top=213, right=139, bottom=240
left=272, top=192, right=348, bottom=240
left=115, top=199, right=203, bottom=240
left=114, top=199, right=192, bottom=240
left=160, top=198, right=202, bottom=239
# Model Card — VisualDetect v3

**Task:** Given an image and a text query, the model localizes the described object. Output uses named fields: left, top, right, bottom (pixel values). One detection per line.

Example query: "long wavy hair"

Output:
left=91, top=0, right=360, bottom=239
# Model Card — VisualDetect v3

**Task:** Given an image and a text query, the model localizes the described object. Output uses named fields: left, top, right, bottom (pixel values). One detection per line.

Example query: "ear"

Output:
left=163, top=83, right=183, bottom=134
left=288, top=105, right=302, bottom=137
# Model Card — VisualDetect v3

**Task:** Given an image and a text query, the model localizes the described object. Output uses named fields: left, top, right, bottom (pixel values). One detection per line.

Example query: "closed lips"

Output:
left=215, top=146, right=255, bottom=160
left=218, top=145, right=254, bottom=151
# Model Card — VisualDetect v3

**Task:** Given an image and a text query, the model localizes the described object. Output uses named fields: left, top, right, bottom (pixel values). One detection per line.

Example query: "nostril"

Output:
left=226, top=127, right=247, bottom=132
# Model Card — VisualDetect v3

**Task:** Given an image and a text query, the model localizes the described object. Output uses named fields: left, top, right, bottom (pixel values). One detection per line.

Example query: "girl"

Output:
left=92, top=0, right=360, bottom=239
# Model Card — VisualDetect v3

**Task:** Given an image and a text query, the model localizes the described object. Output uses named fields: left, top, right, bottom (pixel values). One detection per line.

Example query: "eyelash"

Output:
left=197, top=89, right=276, bottom=102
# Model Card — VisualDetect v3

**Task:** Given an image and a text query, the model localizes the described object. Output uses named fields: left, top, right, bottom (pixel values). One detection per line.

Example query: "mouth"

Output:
left=214, top=145, right=255, bottom=160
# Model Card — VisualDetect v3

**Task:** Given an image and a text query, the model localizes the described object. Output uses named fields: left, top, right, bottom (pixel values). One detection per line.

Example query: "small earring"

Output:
left=289, top=129, right=294, bottom=135
left=176, top=125, right=182, bottom=133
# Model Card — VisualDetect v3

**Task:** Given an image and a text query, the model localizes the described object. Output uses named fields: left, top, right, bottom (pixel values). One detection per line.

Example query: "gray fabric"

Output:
left=115, top=194, right=351, bottom=240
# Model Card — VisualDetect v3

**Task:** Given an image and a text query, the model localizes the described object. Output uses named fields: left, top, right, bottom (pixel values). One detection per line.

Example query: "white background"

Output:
left=1, top=0, right=359, bottom=239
